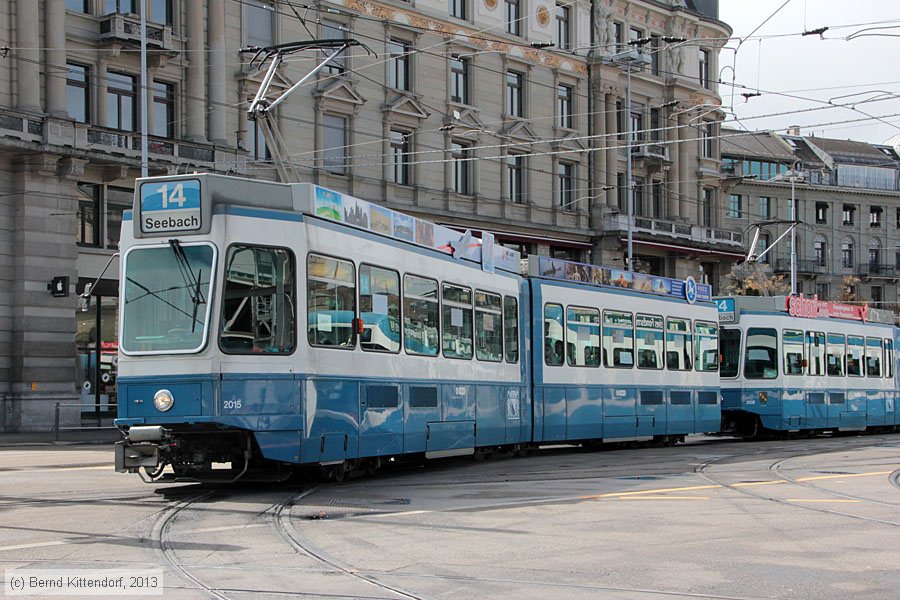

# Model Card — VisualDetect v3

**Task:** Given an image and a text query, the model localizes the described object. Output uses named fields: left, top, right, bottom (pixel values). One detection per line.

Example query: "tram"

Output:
left=716, top=295, right=899, bottom=437
left=114, top=173, right=721, bottom=481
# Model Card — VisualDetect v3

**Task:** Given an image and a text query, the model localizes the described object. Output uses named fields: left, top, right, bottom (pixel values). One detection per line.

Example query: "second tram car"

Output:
left=717, top=295, right=899, bottom=437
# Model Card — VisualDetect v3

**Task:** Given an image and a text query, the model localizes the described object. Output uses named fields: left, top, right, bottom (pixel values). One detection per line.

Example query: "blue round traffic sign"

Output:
left=684, top=276, right=697, bottom=304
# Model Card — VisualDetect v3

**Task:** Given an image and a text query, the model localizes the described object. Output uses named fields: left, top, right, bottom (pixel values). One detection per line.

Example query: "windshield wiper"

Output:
left=169, top=239, right=206, bottom=332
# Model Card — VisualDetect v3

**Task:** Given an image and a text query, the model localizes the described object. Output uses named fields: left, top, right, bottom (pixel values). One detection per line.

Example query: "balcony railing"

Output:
left=631, top=143, right=670, bottom=163
left=858, top=263, right=898, bottom=278
left=603, top=213, right=744, bottom=249
left=99, top=13, right=174, bottom=51
left=775, top=259, right=826, bottom=274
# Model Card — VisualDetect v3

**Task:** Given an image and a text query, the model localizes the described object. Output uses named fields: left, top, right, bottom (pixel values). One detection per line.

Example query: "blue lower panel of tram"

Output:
left=866, top=391, right=887, bottom=427
left=805, top=392, right=827, bottom=429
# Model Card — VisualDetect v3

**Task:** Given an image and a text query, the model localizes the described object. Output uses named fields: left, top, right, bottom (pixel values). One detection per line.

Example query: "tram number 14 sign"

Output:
left=140, top=179, right=202, bottom=233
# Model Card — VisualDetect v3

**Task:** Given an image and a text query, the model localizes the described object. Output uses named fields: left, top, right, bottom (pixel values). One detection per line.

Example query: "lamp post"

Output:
left=604, top=48, right=651, bottom=272
left=140, top=0, right=148, bottom=177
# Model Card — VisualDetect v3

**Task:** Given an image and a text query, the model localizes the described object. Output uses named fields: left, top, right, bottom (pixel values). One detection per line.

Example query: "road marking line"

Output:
left=732, top=480, right=786, bottom=487
left=786, top=499, right=863, bottom=503
left=617, top=495, right=709, bottom=500
left=796, top=471, right=892, bottom=482
left=0, top=540, right=70, bottom=552
left=578, top=484, right=720, bottom=499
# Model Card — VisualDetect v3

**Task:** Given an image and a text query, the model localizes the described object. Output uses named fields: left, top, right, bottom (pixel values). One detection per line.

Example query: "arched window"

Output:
left=841, top=238, right=854, bottom=269
left=814, top=236, right=827, bottom=267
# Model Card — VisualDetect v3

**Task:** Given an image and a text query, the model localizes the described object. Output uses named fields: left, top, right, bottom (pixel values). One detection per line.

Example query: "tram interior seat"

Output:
left=638, top=349, right=658, bottom=369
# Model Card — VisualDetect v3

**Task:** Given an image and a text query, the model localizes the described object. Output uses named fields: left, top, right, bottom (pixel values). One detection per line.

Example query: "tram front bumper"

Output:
left=114, top=426, right=167, bottom=473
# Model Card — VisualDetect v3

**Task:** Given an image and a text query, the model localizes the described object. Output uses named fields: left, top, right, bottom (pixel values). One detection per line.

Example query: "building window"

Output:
left=76, top=183, right=131, bottom=249
left=872, top=285, right=883, bottom=306
left=613, top=22, right=624, bottom=51
left=616, top=99, right=625, bottom=141
left=814, top=239, right=826, bottom=267
left=758, top=196, right=770, bottom=219
left=321, top=20, right=347, bottom=75
left=870, top=206, right=883, bottom=227
left=557, top=162, right=575, bottom=210
left=390, top=130, right=411, bottom=186
left=506, top=70, right=523, bottom=117
left=66, top=64, right=90, bottom=124
left=450, top=55, right=469, bottom=104
left=505, top=0, right=520, bottom=36
left=896, top=244, right=900, bottom=269
left=842, top=204, right=855, bottom=225
left=451, top=141, right=472, bottom=195
left=617, top=172, right=626, bottom=211
left=67, top=0, right=89, bottom=14
left=106, top=71, right=136, bottom=131
left=557, top=84, right=573, bottom=129
left=815, top=283, right=829, bottom=300
left=322, top=114, right=348, bottom=174
left=897, top=207, right=900, bottom=228
left=650, top=35, right=661, bottom=75
left=148, top=0, right=173, bottom=26
left=652, top=181, right=663, bottom=218
left=151, top=80, right=174, bottom=138
left=757, top=233, right=770, bottom=264
left=650, top=108, right=660, bottom=141
left=629, top=102, right=644, bottom=144
left=243, top=0, right=274, bottom=47
left=556, top=3, right=570, bottom=50
left=699, top=49, right=710, bottom=88
left=103, top=0, right=138, bottom=14
left=841, top=239, right=854, bottom=268
left=727, top=194, right=742, bottom=218
left=701, top=123, right=714, bottom=158
left=816, top=202, right=827, bottom=223
left=388, top=39, right=411, bottom=91
left=702, top=189, right=713, bottom=226
left=450, top=0, right=467, bottom=19
left=508, top=154, right=525, bottom=203
left=633, top=177, right=645, bottom=216
left=246, top=118, right=270, bottom=161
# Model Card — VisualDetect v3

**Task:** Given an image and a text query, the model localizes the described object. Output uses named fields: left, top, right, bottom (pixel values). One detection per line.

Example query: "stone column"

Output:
left=185, top=0, right=206, bottom=141
left=605, top=93, right=617, bottom=209
left=594, top=86, right=607, bottom=212
left=96, top=59, right=108, bottom=126
left=45, top=0, right=67, bottom=116
left=16, top=0, right=41, bottom=111
left=666, top=111, right=680, bottom=220
left=678, top=116, right=691, bottom=220
left=207, top=0, right=227, bottom=144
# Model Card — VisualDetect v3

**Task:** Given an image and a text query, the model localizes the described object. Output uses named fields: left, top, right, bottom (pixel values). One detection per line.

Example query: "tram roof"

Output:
left=716, top=295, right=896, bottom=325
left=524, top=255, right=714, bottom=304
left=132, top=173, right=520, bottom=273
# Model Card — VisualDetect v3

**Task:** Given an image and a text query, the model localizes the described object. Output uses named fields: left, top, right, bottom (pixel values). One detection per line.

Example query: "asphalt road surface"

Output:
left=1, top=434, right=898, bottom=599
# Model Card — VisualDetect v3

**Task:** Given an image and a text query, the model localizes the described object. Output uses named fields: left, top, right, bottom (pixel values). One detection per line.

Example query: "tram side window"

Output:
left=806, top=331, right=825, bottom=376
left=635, top=314, right=663, bottom=370
left=826, top=333, right=845, bottom=377
left=566, top=306, right=601, bottom=367
left=544, top=303, right=564, bottom=366
left=475, top=291, right=503, bottom=362
left=307, top=253, right=356, bottom=348
left=220, top=245, right=296, bottom=354
left=503, top=296, right=519, bottom=363
left=442, top=284, right=473, bottom=359
left=782, top=329, right=804, bottom=375
left=694, top=321, right=719, bottom=372
left=718, top=327, right=740, bottom=377
left=667, top=318, right=693, bottom=371
left=603, top=311, right=634, bottom=368
left=358, top=265, right=401, bottom=353
left=744, top=327, right=777, bottom=379
left=846, top=335, right=864, bottom=377
left=404, top=275, right=439, bottom=356
left=865, top=337, right=883, bottom=377
left=885, top=339, right=894, bottom=379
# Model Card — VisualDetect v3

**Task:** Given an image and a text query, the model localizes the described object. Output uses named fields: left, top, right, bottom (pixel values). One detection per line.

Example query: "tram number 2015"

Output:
left=223, top=400, right=243, bottom=410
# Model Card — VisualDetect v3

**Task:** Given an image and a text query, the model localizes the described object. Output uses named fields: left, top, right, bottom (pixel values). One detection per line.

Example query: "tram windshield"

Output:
left=121, top=242, right=215, bottom=353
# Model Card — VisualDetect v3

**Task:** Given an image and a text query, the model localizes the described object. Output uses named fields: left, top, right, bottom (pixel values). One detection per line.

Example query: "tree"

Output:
left=839, top=275, right=860, bottom=302
left=723, top=264, right=790, bottom=296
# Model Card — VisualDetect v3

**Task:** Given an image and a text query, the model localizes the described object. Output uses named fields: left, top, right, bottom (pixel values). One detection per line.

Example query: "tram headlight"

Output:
left=153, top=389, right=174, bottom=412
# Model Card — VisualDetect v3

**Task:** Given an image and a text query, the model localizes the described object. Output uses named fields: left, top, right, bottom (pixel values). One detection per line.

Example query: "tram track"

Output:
left=695, top=448, right=900, bottom=528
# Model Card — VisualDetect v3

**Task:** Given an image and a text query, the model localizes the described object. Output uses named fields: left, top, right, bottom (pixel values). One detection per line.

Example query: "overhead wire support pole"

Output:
left=241, top=39, right=375, bottom=183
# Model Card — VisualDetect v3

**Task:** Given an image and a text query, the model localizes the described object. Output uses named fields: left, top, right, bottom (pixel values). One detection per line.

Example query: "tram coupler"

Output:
left=115, top=426, right=169, bottom=473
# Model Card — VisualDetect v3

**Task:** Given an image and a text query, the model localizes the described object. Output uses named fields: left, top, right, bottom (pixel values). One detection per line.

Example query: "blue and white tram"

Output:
left=717, top=295, right=899, bottom=437
left=527, top=258, right=721, bottom=445
left=115, top=174, right=528, bottom=480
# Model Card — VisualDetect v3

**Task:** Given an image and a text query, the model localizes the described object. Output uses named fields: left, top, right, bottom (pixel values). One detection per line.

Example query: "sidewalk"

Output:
left=0, top=429, right=120, bottom=447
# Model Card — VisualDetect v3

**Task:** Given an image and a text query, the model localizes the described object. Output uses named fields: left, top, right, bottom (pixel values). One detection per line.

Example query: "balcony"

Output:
left=602, top=213, right=744, bottom=251
left=630, top=142, right=671, bottom=170
left=858, top=263, right=898, bottom=279
left=98, top=13, right=174, bottom=53
left=775, top=259, right=826, bottom=275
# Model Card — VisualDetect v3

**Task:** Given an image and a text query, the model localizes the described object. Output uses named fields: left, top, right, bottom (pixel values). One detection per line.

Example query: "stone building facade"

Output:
left=721, top=127, right=900, bottom=309
left=0, top=0, right=733, bottom=431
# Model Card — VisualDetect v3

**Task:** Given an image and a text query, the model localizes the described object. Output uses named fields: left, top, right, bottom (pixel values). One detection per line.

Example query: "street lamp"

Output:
left=604, top=48, right=651, bottom=272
